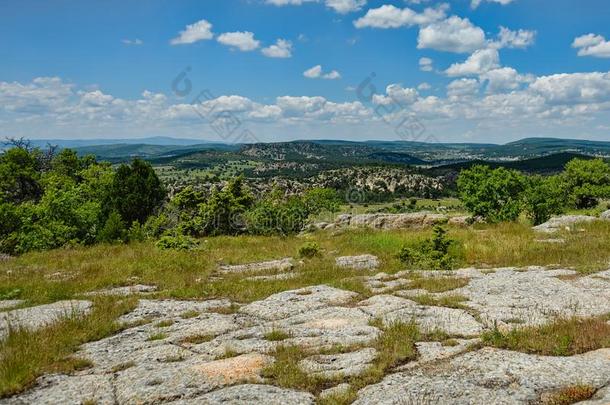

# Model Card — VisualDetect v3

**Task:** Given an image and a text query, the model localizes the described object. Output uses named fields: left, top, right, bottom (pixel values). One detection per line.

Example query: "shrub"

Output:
left=155, top=235, right=198, bottom=250
left=523, top=175, right=567, bottom=225
left=298, top=242, right=320, bottom=258
left=457, top=165, right=526, bottom=223
left=562, top=158, right=610, bottom=209
left=398, top=226, right=463, bottom=270
left=97, top=211, right=126, bottom=244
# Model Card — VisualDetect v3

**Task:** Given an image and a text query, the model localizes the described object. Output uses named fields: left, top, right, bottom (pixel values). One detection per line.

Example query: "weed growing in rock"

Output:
left=542, top=384, right=597, bottom=405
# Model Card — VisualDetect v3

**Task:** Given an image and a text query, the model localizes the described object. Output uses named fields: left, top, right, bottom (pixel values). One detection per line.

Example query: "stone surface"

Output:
left=0, top=300, right=24, bottom=311
left=334, top=213, right=448, bottom=230
left=299, top=348, right=377, bottom=378
left=0, top=300, right=91, bottom=340
left=84, top=284, right=157, bottom=297
left=219, top=258, right=293, bottom=274
left=397, top=339, right=480, bottom=370
left=533, top=215, right=598, bottom=233
left=335, top=254, right=380, bottom=270
left=169, top=384, right=315, bottom=404
left=353, top=348, right=610, bottom=405
left=600, top=209, right=610, bottom=219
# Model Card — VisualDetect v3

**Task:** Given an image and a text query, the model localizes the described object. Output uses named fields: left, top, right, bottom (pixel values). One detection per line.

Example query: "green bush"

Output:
left=523, top=175, right=567, bottom=225
left=298, top=242, right=321, bottom=258
left=398, top=226, right=463, bottom=270
left=156, top=235, right=198, bottom=250
left=97, top=211, right=126, bottom=244
left=561, top=158, right=610, bottom=209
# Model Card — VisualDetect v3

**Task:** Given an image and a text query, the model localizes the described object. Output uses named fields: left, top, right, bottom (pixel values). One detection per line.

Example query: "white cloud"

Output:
left=373, top=84, right=419, bottom=105
left=417, top=16, right=486, bottom=53
left=170, top=20, right=214, bottom=45
left=480, top=67, right=533, bottom=93
left=572, top=34, right=610, bottom=58
left=265, top=0, right=366, bottom=14
left=446, top=78, right=479, bottom=98
left=471, top=0, right=516, bottom=9
left=122, top=39, right=143, bottom=46
left=303, top=65, right=342, bottom=80
left=217, top=31, right=260, bottom=51
left=354, top=3, right=447, bottom=29
left=419, top=57, right=433, bottom=72
left=529, top=72, right=610, bottom=104
left=492, top=26, right=536, bottom=49
left=445, top=48, right=500, bottom=76
left=418, top=82, right=431, bottom=91
left=261, top=39, right=293, bottom=58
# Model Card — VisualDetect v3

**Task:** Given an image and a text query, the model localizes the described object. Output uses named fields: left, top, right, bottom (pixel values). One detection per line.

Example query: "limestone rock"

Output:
left=0, top=300, right=91, bottom=340
left=600, top=209, right=610, bottom=219
left=533, top=215, right=598, bottom=233
left=84, top=284, right=157, bottom=297
left=299, top=348, right=377, bottom=378
left=169, top=384, right=315, bottom=404
left=336, top=255, right=380, bottom=270
left=0, top=300, right=24, bottom=311
left=219, top=258, right=293, bottom=274
left=334, top=213, right=448, bottom=230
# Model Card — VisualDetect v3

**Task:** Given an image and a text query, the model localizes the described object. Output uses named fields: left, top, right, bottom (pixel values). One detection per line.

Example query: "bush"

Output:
left=97, top=211, right=126, bottom=244
left=457, top=165, right=526, bottom=223
left=155, top=235, right=199, bottom=250
left=298, top=242, right=320, bottom=258
left=398, top=226, right=462, bottom=270
left=523, top=175, right=567, bottom=225
left=562, top=158, right=610, bottom=209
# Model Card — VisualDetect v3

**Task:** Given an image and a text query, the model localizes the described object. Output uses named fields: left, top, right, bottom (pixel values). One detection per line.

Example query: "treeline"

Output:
left=457, top=158, right=610, bottom=224
left=0, top=143, right=341, bottom=254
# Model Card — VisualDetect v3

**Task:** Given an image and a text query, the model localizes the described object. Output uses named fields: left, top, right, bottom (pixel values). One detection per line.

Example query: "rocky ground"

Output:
left=1, top=261, right=609, bottom=404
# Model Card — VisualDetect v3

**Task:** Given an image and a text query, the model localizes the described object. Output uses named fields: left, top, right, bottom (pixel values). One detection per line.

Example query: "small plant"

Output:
left=398, top=226, right=463, bottom=270
left=298, top=241, right=321, bottom=258
left=264, top=329, right=292, bottom=341
left=111, top=361, right=136, bottom=373
left=543, top=385, right=596, bottom=405
left=155, top=320, right=175, bottom=328
left=146, top=332, right=167, bottom=341
left=155, top=235, right=198, bottom=250
left=179, top=334, right=215, bottom=345
left=180, top=310, right=199, bottom=319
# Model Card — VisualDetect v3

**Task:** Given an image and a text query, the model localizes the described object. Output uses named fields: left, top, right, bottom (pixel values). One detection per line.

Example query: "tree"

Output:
left=523, top=175, right=567, bottom=225
left=108, top=159, right=165, bottom=224
left=561, top=158, right=610, bottom=209
left=0, top=147, right=42, bottom=203
left=457, top=165, right=527, bottom=223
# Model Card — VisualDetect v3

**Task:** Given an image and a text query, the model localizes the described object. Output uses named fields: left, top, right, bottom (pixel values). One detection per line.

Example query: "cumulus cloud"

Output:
left=572, top=34, right=610, bottom=58
left=217, top=31, right=260, bottom=51
left=303, top=65, right=342, bottom=80
left=417, top=16, right=486, bottom=53
left=170, top=20, right=214, bottom=45
left=446, top=78, right=479, bottom=98
left=492, top=26, right=536, bottom=49
left=418, top=82, right=431, bottom=91
left=445, top=48, right=500, bottom=76
left=372, top=84, right=419, bottom=105
left=471, top=0, right=516, bottom=9
left=353, top=3, right=447, bottom=29
left=419, top=57, right=433, bottom=72
left=265, top=0, right=366, bottom=14
left=261, top=39, right=293, bottom=58
left=480, top=67, right=534, bottom=93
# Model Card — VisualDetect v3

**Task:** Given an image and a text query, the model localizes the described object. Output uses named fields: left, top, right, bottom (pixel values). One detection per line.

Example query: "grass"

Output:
left=542, top=385, right=597, bottom=405
left=409, top=294, right=469, bottom=309
left=264, top=329, right=292, bottom=342
left=179, top=310, right=199, bottom=319
left=408, top=277, right=470, bottom=293
left=179, top=334, right=215, bottom=345
left=0, top=296, right=137, bottom=397
left=482, top=317, right=610, bottom=356
left=155, top=320, right=175, bottom=328
left=146, top=332, right=168, bottom=341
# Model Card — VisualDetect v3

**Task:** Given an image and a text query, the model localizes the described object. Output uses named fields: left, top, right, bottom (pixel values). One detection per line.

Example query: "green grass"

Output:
left=408, top=277, right=470, bottom=293
left=409, top=294, right=469, bottom=309
left=264, top=329, right=292, bottom=342
left=0, top=296, right=137, bottom=397
left=482, top=317, right=610, bottom=356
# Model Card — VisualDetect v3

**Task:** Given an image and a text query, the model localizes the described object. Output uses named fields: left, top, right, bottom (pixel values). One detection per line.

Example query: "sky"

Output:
left=0, top=0, right=609, bottom=144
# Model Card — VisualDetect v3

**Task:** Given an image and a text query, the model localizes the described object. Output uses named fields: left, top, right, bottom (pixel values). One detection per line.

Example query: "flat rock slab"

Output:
left=533, top=215, right=598, bottom=233
left=299, top=348, right=377, bottom=378
left=0, top=300, right=91, bottom=340
left=239, top=285, right=358, bottom=321
left=118, top=299, right=233, bottom=324
left=0, top=300, right=24, bottom=311
left=168, top=384, right=315, bottom=405
left=219, top=258, right=293, bottom=274
left=84, top=284, right=157, bottom=297
left=397, top=339, right=480, bottom=370
left=335, top=213, right=448, bottom=230
left=353, top=348, right=610, bottom=405
left=336, top=255, right=380, bottom=270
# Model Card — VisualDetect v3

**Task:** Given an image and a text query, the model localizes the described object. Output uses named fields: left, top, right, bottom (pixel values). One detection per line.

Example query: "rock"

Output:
left=534, top=238, right=566, bottom=244
left=239, top=285, right=358, bottom=321
left=397, top=339, right=481, bottom=370
left=0, top=300, right=92, bottom=340
left=0, top=253, right=13, bottom=262
left=219, top=258, right=293, bottom=274
left=0, top=374, right=115, bottom=405
left=600, top=209, right=610, bottom=219
left=0, top=300, right=24, bottom=311
left=353, top=348, right=610, bottom=405
left=320, top=383, right=351, bottom=400
left=577, top=385, right=610, bottom=405
left=84, top=284, right=157, bottom=297
left=299, top=348, right=377, bottom=378
left=169, top=384, right=315, bottom=404
left=333, top=213, right=448, bottom=230
left=336, top=255, right=380, bottom=270
left=245, top=273, right=297, bottom=281
left=533, top=215, right=598, bottom=233
left=118, top=299, right=233, bottom=324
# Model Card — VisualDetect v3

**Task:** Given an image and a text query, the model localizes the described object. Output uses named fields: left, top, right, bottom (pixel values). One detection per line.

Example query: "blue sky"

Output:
left=1, top=0, right=609, bottom=143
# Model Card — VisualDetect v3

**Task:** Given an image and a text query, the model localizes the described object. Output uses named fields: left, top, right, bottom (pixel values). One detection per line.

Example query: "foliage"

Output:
left=97, top=211, right=126, bottom=244
left=523, top=175, right=567, bottom=225
left=457, top=165, right=527, bottom=223
left=298, top=241, right=321, bottom=258
left=398, top=226, right=463, bottom=270
left=561, top=158, right=610, bottom=209
left=155, top=234, right=199, bottom=250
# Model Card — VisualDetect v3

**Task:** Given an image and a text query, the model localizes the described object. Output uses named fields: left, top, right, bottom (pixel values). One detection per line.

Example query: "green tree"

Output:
left=457, top=165, right=527, bottom=223
left=523, top=175, right=567, bottom=225
left=108, top=159, right=165, bottom=224
left=561, top=158, right=610, bottom=209
left=0, top=147, right=42, bottom=203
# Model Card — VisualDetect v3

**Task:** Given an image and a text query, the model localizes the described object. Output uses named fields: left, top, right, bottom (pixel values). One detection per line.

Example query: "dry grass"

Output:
left=179, top=334, right=215, bottom=345
left=0, top=296, right=137, bottom=397
left=409, top=294, right=469, bottom=309
left=264, top=329, right=292, bottom=342
left=482, top=317, right=610, bottom=356
left=408, top=277, right=470, bottom=293
left=542, top=385, right=597, bottom=405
